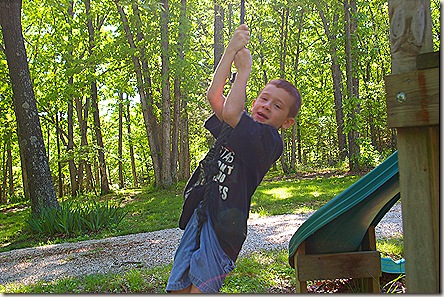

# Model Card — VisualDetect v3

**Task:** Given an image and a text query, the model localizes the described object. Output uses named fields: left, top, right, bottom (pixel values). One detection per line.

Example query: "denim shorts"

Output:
left=166, top=208, right=235, bottom=293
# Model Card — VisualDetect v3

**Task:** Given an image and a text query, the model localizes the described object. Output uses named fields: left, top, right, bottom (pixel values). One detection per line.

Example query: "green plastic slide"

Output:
left=289, top=151, right=400, bottom=268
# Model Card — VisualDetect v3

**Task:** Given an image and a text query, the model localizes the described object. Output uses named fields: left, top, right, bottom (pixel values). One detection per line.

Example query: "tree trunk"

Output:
left=0, top=0, right=58, bottom=214
left=160, top=0, right=172, bottom=186
left=56, top=111, right=64, bottom=197
left=290, top=123, right=297, bottom=171
left=75, top=96, right=94, bottom=193
left=124, top=98, right=138, bottom=188
left=91, top=67, right=110, bottom=195
left=174, top=0, right=189, bottom=181
left=279, top=7, right=290, bottom=174
left=0, top=133, right=13, bottom=202
left=175, top=0, right=190, bottom=180
left=1, top=138, right=6, bottom=203
left=279, top=6, right=289, bottom=79
left=85, top=0, right=110, bottom=195
left=317, top=4, right=348, bottom=161
left=291, top=8, right=304, bottom=170
left=131, top=2, right=163, bottom=186
left=67, top=95, right=78, bottom=196
left=66, top=0, right=78, bottom=197
left=6, top=139, right=12, bottom=197
left=344, top=0, right=360, bottom=171
left=118, top=93, right=124, bottom=189
left=257, top=32, right=268, bottom=85
left=214, top=0, right=224, bottom=69
left=115, top=0, right=164, bottom=187
left=179, top=109, right=190, bottom=181
left=172, top=83, right=180, bottom=183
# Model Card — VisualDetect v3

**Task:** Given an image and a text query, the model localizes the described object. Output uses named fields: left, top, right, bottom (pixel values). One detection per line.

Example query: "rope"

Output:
left=195, top=122, right=233, bottom=246
left=229, top=0, right=246, bottom=83
left=240, top=0, right=245, bottom=25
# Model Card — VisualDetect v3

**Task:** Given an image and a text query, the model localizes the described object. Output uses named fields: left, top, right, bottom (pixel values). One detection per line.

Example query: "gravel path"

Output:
left=0, top=203, right=403, bottom=286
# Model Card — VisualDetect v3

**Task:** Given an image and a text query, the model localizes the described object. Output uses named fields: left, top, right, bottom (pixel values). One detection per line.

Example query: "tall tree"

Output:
left=160, top=0, right=172, bottom=185
left=66, top=0, right=79, bottom=197
left=315, top=1, right=348, bottom=161
left=114, top=0, right=173, bottom=187
left=290, top=7, right=304, bottom=170
left=85, top=0, right=110, bottom=195
left=124, top=97, right=138, bottom=188
left=75, top=95, right=95, bottom=193
left=214, top=0, right=224, bottom=69
left=278, top=5, right=290, bottom=174
left=174, top=0, right=190, bottom=181
left=118, top=93, right=124, bottom=188
left=55, top=111, right=64, bottom=197
left=0, top=0, right=59, bottom=213
left=344, top=0, right=360, bottom=171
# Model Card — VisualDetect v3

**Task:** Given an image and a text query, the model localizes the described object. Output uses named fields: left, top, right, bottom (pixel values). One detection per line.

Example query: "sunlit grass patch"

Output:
left=377, top=235, right=404, bottom=259
left=2, top=264, right=172, bottom=293
left=251, top=174, right=360, bottom=216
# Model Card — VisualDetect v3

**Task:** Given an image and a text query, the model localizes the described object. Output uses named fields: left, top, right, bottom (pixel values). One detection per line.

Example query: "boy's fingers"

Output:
left=239, top=24, right=248, bottom=30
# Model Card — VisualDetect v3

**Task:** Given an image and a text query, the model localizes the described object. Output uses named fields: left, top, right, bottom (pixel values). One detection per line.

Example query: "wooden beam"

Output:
left=385, top=67, right=439, bottom=127
left=397, top=126, right=440, bottom=293
left=294, top=243, right=308, bottom=293
left=296, top=251, right=381, bottom=282
left=417, top=51, right=440, bottom=70
left=386, top=0, right=439, bottom=292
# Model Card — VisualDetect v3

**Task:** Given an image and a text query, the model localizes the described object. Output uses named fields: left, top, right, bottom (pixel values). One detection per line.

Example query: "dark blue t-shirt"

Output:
left=204, top=112, right=283, bottom=261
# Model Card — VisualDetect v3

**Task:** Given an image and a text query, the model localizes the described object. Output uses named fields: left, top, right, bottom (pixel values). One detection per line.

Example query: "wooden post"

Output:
left=361, top=226, right=381, bottom=293
left=386, top=0, right=439, bottom=293
left=294, top=242, right=308, bottom=293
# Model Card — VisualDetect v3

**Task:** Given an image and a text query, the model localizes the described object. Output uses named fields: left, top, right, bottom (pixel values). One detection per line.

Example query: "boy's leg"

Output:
left=190, top=285, right=203, bottom=293
left=188, top=214, right=235, bottom=293
left=167, top=207, right=235, bottom=293
left=166, top=211, right=200, bottom=293
left=170, top=284, right=202, bottom=294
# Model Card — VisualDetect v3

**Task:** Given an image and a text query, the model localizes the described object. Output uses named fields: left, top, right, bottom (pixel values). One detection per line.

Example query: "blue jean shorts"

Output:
left=166, top=208, right=235, bottom=293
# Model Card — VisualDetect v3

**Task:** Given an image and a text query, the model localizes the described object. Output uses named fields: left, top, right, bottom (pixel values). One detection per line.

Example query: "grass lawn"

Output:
left=0, top=170, right=405, bottom=293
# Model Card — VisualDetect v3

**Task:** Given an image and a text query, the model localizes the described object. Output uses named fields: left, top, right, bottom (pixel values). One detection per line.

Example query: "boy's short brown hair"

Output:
left=268, top=79, right=301, bottom=118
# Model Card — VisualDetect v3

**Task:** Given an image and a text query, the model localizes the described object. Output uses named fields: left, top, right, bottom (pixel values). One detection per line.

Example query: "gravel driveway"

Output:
left=0, top=203, right=403, bottom=286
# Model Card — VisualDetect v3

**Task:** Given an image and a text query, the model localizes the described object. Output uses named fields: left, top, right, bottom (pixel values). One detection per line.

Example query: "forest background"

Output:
left=0, top=0, right=440, bottom=209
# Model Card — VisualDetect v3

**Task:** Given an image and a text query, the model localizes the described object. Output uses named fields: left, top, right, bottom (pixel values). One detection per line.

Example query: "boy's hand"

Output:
left=226, top=24, right=250, bottom=54
left=233, top=47, right=252, bottom=75
left=206, top=24, right=250, bottom=123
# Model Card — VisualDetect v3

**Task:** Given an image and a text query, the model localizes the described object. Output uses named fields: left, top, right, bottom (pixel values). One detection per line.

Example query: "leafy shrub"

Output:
left=26, top=198, right=127, bottom=237
left=358, top=139, right=383, bottom=168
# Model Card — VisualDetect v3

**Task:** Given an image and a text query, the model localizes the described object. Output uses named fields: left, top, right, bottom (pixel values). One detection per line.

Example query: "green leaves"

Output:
left=26, top=198, right=128, bottom=237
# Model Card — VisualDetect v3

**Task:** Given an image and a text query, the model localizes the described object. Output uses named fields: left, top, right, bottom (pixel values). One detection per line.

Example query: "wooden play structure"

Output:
left=289, top=0, right=439, bottom=293
left=288, top=152, right=400, bottom=293
left=384, top=0, right=439, bottom=293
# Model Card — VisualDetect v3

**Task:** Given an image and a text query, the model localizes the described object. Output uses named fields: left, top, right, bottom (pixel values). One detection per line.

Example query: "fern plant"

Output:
left=26, top=198, right=128, bottom=237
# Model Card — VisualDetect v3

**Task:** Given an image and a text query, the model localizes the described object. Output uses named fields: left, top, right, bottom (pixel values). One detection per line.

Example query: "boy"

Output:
left=166, top=24, right=301, bottom=293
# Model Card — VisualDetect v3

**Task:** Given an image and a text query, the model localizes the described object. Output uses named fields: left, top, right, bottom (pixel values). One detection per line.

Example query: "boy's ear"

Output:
left=281, top=117, right=295, bottom=129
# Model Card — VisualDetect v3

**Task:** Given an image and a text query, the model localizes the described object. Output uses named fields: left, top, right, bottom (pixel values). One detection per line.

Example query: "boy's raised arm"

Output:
left=206, top=24, right=250, bottom=122
left=222, top=48, right=251, bottom=128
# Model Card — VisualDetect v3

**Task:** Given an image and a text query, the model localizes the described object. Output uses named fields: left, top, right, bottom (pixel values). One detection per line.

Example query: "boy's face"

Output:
left=250, top=84, right=295, bottom=130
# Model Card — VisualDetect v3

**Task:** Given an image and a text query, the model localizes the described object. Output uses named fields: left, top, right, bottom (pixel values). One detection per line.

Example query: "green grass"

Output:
left=251, top=174, right=360, bottom=216
left=378, top=235, right=404, bottom=260
left=1, top=247, right=404, bottom=293
left=0, top=249, right=312, bottom=293
left=0, top=171, right=404, bottom=293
